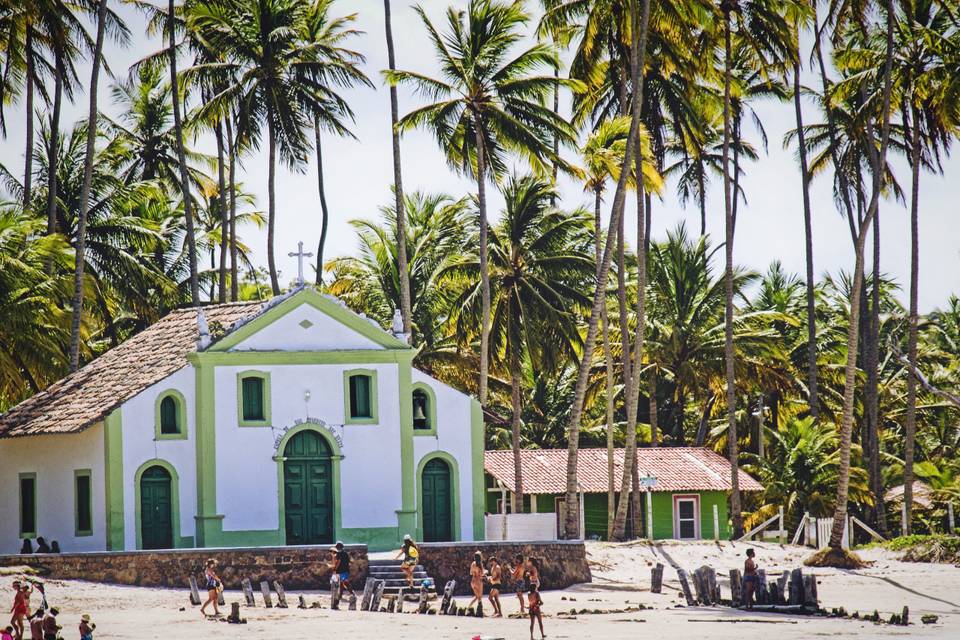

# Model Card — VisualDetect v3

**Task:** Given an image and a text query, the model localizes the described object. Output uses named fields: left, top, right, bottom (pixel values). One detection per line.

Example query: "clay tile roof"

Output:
left=0, top=301, right=265, bottom=438
left=484, top=447, right=763, bottom=494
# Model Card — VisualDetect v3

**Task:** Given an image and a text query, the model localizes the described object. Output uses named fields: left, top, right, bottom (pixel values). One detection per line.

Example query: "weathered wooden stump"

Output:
left=330, top=578, right=341, bottom=610
left=274, top=581, right=288, bottom=608
left=756, top=569, right=768, bottom=605
left=241, top=579, right=256, bottom=607
left=788, top=568, right=804, bottom=605
left=298, top=595, right=308, bottom=609
left=348, top=593, right=357, bottom=611
left=260, top=581, right=273, bottom=608
left=418, top=585, right=429, bottom=614
left=188, top=577, right=202, bottom=606
left=396, top=588, right=405, bottom=613
left=475, top=600, right=484, bottom=618
left=677, top=569, right=696, bottom=606
left=385, top=596, right=396, bottom=613
left=217, top=589, right=225, bottom=607
left=226, top=601, right=245, bottom=624
left=361, top=578, right=376, bottom=611
left=369, top=580, right=385, bottom=612
left=651, top=563, right=664, bottom=594
left=440, top=580, right=456, bottom=614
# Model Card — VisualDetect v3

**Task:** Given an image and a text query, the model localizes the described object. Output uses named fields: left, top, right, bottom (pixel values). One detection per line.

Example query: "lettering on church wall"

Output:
left=273, top=417, right=344, bottom=451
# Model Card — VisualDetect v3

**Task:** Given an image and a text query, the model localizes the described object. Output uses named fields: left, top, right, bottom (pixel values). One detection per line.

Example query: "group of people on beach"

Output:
left=5, top=579, right=93, bottom=640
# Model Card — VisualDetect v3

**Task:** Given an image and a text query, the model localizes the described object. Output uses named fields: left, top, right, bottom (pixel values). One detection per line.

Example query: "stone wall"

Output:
left=417, top=540, right=591, bottom=596
left=0, top=545, right=368, bottom=591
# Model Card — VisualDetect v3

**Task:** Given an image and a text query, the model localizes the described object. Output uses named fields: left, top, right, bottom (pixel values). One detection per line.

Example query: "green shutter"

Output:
left=242, top=377, right=265, bottom=421
left=76, top=472, right=92, bottom=535
left=20, top=475, right=36, bottom=536
left=159, top=396, right=179, bottom=434
left=349, top=375, right=371, bottom=418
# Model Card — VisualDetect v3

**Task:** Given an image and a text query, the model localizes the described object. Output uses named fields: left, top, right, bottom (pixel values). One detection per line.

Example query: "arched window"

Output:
left=154, top=390, right=187, bottom=440
left=159, top=396, right=179, bottom=434
left=413, top=389, right=431, bottom=430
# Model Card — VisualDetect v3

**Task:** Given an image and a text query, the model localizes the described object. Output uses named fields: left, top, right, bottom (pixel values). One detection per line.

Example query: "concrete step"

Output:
left=368, top=569, right=428, bottom=578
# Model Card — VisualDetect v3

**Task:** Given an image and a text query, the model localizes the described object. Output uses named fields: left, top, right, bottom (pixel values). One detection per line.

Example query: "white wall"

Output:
left=120, top=366, right=197, bottom=549
left=0, top=424, right=105, bottom=554
left=214, top=362, right=403, bottom=533
left=412, top=370, right=476, bottom=542
left=229, top=303, right=385, bottom=351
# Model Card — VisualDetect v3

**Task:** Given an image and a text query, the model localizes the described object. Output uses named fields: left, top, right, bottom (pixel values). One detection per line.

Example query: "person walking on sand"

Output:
left=486, top=557, right=503, bottom=618
left=742, top=548, right=758, bottom=610
left=199, top=559, right=222, bottom=617
left=40, top=608, right=59, bottom=640
left=466, top=551, right=485, bottom=613
left=78, top=615, right=95, bottom=640
left=510, top=554, right=526, bottom=614
left=528, top=585, right=545, bottom=639
left=333, top=542, right=356, bottom=600
left=394, top=535, right=419, bottom=589
left=10, top=580, right=31, bottom=640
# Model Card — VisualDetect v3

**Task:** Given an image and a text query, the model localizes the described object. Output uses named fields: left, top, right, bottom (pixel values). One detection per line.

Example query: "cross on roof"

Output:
left=288, top=241, right=314, bottom=287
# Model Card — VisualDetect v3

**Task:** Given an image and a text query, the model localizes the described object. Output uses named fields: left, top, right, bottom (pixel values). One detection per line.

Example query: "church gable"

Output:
left=210, top=288, right=408, bottom=352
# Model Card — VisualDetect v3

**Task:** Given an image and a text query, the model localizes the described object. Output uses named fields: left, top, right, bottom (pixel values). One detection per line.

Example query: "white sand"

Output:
left=5, top=541, right=957, bottom=639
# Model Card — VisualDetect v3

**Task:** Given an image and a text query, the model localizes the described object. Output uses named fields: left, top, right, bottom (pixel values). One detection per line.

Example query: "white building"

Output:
left=0, top=287, right=484, bottom=553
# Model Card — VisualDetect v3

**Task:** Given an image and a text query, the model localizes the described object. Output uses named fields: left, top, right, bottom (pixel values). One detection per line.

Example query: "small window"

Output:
left=242, top=376, right=265, bottom=421
left=159, top=396, right=179, bottom=434
left=75, top=471, right=92, bottom=536
left=413, top=389, right=431, bottom=430
left=349, top=375, right=372, bottom=419
left=19, top=473, right=36, bottom=537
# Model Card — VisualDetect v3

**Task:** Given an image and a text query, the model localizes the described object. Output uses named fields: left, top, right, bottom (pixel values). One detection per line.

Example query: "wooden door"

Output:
left=140, top=466, right=173, bottom=549
left=284, top=431, right=334, bottom=545
left=421, top=458, right=453, bottom=542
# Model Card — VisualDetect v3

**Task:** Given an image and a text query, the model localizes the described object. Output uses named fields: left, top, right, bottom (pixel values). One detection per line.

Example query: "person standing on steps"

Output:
left=394, top=535, right=419, bottom=589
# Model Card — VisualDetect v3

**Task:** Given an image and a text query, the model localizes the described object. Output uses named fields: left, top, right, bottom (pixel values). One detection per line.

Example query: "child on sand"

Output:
left=742, top=548, right=758, bottom=610
left=199, top=559, right=222, bottom=617
left=2, top=626, right=14, bottom=640
left=528, top=586, right=545, bottom=640
left=510, top=554, right=526, bottom=614
left=78, top=615, right=95, bottom=640
left=486, top=557, right=502, bottom=618
left=394, top=535, right=419, bottom=589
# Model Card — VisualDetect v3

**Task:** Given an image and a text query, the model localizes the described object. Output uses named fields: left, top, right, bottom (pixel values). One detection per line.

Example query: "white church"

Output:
left=0, top=286, right=484, bottom=554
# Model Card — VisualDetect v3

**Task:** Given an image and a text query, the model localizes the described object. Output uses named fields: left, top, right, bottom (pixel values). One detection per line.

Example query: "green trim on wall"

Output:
left=154, top=390, right=188, bottom=440
left=103, top=411, right=125, bottom=550
left=236, top=370, right=272, bottom=427
left=207, top=287, right=411, bottom=352
left=74, top=469, right=93, bottom=537
left=273, top=423, right=344, bottom=545
left=133, top=459, right=186, bottom=550
left=343, top=368, right=378, bottom=424
left=189, top=350, right=414, bottom=366
left=396, top=358, right=417, bottom=539
left=470, top=399, right=485, bottom=541
left=416, top=451, right=461, bottom=542
left=340, top=526, right=400, bottom=552
left=411, top=382, right=438, bottom=437
left=18, top=472, right=37, bottom=538
left=194, top=361, right=220, bottom=546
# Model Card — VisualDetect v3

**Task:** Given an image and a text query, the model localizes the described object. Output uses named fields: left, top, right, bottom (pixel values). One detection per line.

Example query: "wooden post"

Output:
left=901, top=501, right=908, bottom=535
left=418, top=585, right=430, bottom=613
left=348, top=593, right=357, bottom=611
left=948, top=502, right=955, bottom=534
left=650, top=563, right=664, bottom=594
left=241, top=579, right=256, bottom=606
left=217, top=589, right=225, bottom=607
left=729, top=569, right=742, bottom=607
left=260, top=581, right=273, bottom=608
left=691, top=568, right=705, bottom=604
left=778, top=506, right=785, bottom=544
left=227, top=601, right=242, bottom=623
left=756, top=569, right=768, bottom=605
left=361, top=578, right=376, bottom=611
left=440, top=580, right=456, bottom=614
left=188, top=577, right=202, bottom=605
left=298, top=594, right=308, bottom=609
left=273, top=581, right=288, bottom=608
left=676, top=569, right=696, bottom=606
left=369, top=580, right=385, bottom=612
left=646, top=490, right=654, bottom=539
left=712, top=504, right=719, bottom=541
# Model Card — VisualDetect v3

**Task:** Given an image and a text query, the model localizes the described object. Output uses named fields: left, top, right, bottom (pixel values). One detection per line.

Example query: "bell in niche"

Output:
left=414, top=404, right=427, bottom=421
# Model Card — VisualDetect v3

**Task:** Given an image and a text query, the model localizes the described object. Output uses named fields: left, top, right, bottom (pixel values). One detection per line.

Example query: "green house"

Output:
left=484, top=447, right=763, bottom=540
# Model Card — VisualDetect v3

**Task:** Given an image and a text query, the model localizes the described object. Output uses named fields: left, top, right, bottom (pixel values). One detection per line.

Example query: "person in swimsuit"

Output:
left=27, top=610, right=42, bottom=640
left=333, top=542, right=356, bottom=599
left=39, top=608, right=58, bottom=640
left=394, top=535, right=419, bottom=588
left=466, top=552, right=485, bottom=612
left=78, top=614, right=95, bottom=640
left=511, top=554, right=526, bottom=614
left=528, top=585, right=545, bottom=639
left=526, top=557, right=541, bottom=591
left=486, top=557, right=503, bottom=618
left=199, top=559, right=222, bottom=617
left=10, top=581, right=31, bottom=640
left=742, top=548, right=758, bottom=609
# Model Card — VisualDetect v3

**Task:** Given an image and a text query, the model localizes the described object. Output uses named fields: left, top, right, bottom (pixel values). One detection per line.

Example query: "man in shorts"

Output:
left=742, top=548, right=759, bottom=609
left=333, top=542, right=356, bottom=599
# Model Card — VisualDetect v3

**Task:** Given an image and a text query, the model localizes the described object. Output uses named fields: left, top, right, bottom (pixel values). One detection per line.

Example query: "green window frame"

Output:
left=412, top=382, right=438, bottom=436
left=343, top=369, right=378, bottom=424
left=237, top=370, right=271, bottom=427
left=19, top=472, right=37, bottom=538
left=75, top=469, right=93, bottom=537
left=154, top=390, right=188, bottom=440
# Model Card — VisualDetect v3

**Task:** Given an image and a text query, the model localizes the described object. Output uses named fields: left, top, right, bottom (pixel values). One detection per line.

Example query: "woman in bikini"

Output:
left=199, top=559, right=222, bottom=617
left=10, top=581, right=31, bottom=640
left=486, top=557, right=503, bottom=617
left=394, top=535, right=420, bottom=589
left=526, top=557, right=541, bottom=592
left=511, top=554, right=526, bottom=614
left=466, top=551, right=485, bottom=612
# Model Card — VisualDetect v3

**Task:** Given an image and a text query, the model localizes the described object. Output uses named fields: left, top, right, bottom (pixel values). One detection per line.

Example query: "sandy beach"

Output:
left=4, top=541, right=957, bottom=639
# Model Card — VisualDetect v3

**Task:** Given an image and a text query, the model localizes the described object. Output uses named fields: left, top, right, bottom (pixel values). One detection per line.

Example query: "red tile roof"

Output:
left=484, top=447, right=763, bottom=494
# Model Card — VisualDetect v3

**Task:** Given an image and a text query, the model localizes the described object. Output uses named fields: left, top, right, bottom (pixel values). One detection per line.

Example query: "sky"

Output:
left=1, top=0, right=957, bottom=312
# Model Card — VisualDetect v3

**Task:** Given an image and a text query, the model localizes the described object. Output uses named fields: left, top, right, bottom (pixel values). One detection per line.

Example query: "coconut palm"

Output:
left=386, top=0, right=579, bottom=407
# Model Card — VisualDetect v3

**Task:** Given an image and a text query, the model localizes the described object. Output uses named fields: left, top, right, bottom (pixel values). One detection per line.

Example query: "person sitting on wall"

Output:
left=48, top=543, right=59, bottom=555
left=18, top=541, right=32, bottom=555
left=34, top=539, right=50, bottom=555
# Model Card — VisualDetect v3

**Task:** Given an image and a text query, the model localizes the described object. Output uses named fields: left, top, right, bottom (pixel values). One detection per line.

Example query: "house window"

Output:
left=673, top=495, right=700, bottom=540
left=160, top=396, right=179, bottom=434
left=413, top=390, right=430, bottom=430
left=344, top=370, right=378, bottom=424
left=155, top=390, right=187, bottom=440
left=75, top=470, right=92, bottom=536
left=237, top=371, right=271, bottom=426
left=19, top=473, right=36, bottom=537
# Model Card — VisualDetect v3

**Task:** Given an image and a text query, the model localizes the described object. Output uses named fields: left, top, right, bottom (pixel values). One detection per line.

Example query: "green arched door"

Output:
left=284, top=430, right=334, bottom=545
left=140, top=466, right=173, bottom=550
left=421, top=458, right=453, bottom=542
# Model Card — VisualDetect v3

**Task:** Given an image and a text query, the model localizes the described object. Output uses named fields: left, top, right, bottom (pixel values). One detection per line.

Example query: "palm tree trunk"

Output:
left=828, top=0, right=895, bottom=550
left=22, top=26, right=35, bottom=213
left=510, top=353, right=524, bottom=514
left=596, top=188, right=617, bottom=539
left=721, top=1, right=743, bottom=539
left=474, top=120, right=491, bottom=406
left=648, top=372, right=658, bottom=446
left=903, top=103, right=922, bottom=535
left=216, top=121, right=228, bottom=303
left=383, top=0, right=412, bottom=339
left=45, top=55, right=63, bottom=236
left=168, top=0, right=200, bottom=306
left=227, top=117, right=238, bottom=301
left=866, top=208, right=885, bottom=534
left=698, top=171, right=707, bottom=237
left=314, top=117, right=330, bottom=287
left=792, top=59, right=819, bottom=420
left=730, top=116, right=742, bottom=236
left=694, top=393, right=717, bottom=447
left=564, top=0, right=651, bottom=540
left=68, top=0, right=109, bottom=372
left=266, top=111, right=280, bottom=295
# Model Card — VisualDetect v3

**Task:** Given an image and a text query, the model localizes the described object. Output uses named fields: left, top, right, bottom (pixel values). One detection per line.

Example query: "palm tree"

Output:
left=386, top=0, right=579, bottom=407
left=382, top=0, right=412, bottom=339
left=443, top=175, right=594, bottom=512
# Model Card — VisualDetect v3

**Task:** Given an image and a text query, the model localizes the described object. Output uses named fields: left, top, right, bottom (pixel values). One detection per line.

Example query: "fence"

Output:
left=484, top=513, right=557, bottom=542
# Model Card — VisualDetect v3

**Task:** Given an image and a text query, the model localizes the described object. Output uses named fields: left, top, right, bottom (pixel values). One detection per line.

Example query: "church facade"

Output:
left=0, top=288, right=484, bottom=554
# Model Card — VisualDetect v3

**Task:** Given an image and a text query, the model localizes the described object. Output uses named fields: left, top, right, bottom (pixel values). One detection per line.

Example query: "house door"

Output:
left=421, top=458, right=453, bottom=542
left=140, top=466, right=173, bottom=550
left=673, top=495, right=701, bottom=540
left=284, top=431, right=334, bottom=545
